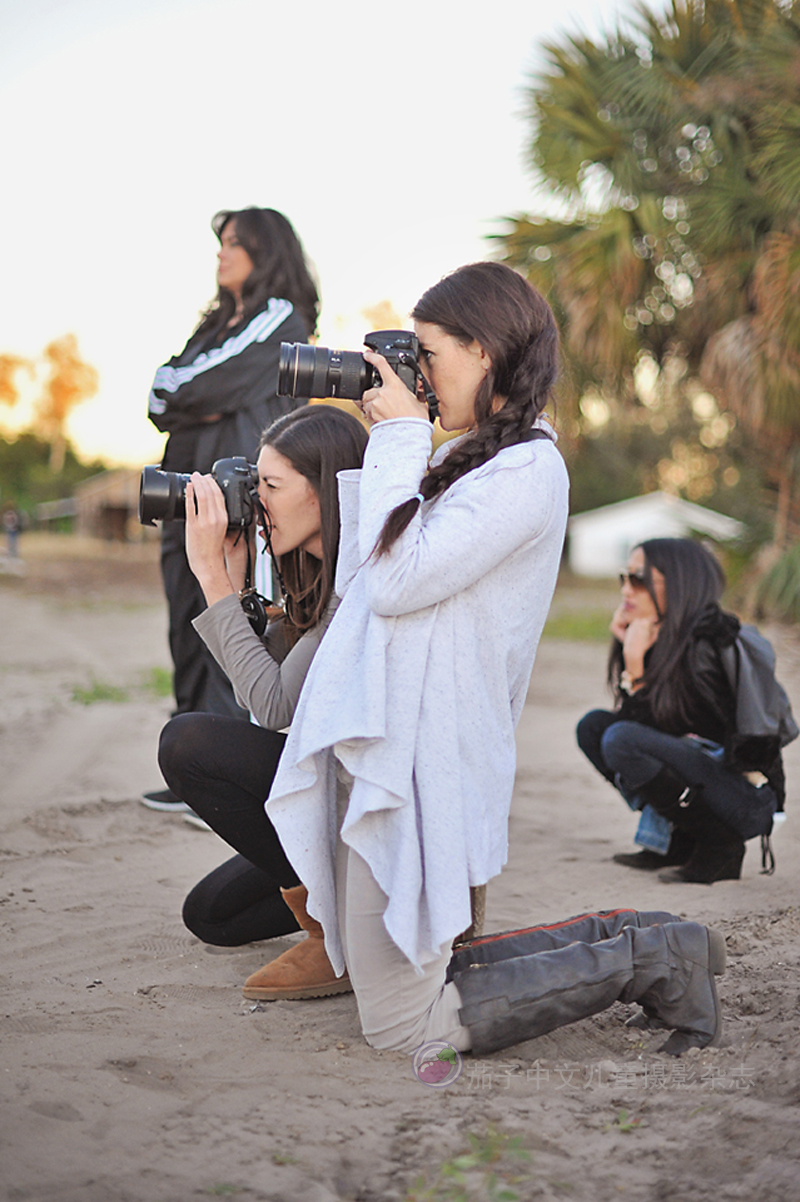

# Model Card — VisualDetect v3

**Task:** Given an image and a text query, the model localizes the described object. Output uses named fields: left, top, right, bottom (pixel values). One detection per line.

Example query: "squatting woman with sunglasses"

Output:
left=577, top=538, right=786, bottom=884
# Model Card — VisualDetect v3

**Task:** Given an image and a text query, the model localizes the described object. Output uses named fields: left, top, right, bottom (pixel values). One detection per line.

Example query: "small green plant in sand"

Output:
left=406, top=1126, right=531, bottom=1201
left=71, top=667, right=172, bottom=705
left=605, top=1107, right=645, bottom=1134
left=71, top=679, right=129, bottom=705
left=142, top=665, right=172, bottom=698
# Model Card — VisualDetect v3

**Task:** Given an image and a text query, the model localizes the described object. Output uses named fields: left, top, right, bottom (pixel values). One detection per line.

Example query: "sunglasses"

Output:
left=619, top=571, right=648, bottom=590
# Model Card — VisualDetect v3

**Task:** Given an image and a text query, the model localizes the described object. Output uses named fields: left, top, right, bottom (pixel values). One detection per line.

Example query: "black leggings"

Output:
left=159, top=713, right=302, bottom=946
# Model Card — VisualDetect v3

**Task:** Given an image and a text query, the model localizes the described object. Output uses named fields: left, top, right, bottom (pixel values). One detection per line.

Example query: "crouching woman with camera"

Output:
left=263, top=263, right=727, bottom=1060
left=158, top=404, right=367, bottom=996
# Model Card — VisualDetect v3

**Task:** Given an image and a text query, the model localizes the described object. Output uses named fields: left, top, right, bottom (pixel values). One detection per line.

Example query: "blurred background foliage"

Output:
left=496, top=0, right=800, bottom=617
left=3, top=1, right=800, bottom=618
left=1, top=336, right=105, bottom=521
left=0, top=430, right=106, bottom=520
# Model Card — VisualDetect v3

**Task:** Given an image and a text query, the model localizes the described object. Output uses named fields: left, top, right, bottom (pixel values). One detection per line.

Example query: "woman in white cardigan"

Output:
left=262, top=263, right=728, bottom=1059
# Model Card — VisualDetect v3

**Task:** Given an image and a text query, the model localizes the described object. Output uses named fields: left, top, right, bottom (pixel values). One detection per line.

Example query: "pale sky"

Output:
left=0, top=0, right=632, bottom=467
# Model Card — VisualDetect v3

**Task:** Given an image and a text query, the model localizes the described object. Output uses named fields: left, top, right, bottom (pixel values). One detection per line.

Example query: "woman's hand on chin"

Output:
left=621, top=615, right=660, bottom=681
left=185, top=473, right=237, bottom=605
left=358, top=350, right=430, bottom=426
left=610, top=603, right=629, bottom=642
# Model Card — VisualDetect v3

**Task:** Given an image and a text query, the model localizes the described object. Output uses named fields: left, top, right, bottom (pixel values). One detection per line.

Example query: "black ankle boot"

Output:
left=657, top=799, right=745, bottom=883
left=635, top=769, right=745, bottom=885
left=659, top=836, right=745, bottom=884
left=613, top=829, right=695, bottom=870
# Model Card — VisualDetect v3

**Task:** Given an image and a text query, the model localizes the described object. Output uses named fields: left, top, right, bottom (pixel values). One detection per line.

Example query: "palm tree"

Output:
left=498, top=0, right=800, bottom=543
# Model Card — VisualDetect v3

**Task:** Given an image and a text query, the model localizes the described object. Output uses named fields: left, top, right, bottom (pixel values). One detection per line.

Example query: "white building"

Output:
left=568, top=491, right=745, bottom=577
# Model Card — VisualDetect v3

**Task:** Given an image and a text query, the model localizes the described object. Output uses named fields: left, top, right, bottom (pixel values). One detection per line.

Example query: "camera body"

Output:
left=278, top=329, right=438, bottom=419
left=138, top=456, right=260, bottom=530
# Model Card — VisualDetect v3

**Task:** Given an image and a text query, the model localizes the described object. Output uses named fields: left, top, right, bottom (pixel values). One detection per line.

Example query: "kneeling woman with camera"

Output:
left=263, top=263, right=727, bottom=1059
left=158, top=404, right=367, bottom=994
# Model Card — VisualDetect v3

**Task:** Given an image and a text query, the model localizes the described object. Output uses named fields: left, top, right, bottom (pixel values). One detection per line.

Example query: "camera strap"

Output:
left=407, top=361, right=439, bottom=422
left=239, top=586, right=269, bottom=637
left=238, top=494, right=286, bottom=637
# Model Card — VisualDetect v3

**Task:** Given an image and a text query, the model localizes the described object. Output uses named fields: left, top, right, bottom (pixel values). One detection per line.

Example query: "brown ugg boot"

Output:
left=242, top=885, right=352, bottom=1001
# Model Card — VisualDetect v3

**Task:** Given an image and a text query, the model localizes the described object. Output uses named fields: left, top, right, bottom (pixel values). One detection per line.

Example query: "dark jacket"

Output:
left=148, top=299, right=309, bottom=473
left=618, top=606, right=786, bottom=806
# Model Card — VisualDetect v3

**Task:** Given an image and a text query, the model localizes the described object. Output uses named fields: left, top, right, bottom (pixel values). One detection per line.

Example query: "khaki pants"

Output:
left=334, top=773, right=471, bottom=1054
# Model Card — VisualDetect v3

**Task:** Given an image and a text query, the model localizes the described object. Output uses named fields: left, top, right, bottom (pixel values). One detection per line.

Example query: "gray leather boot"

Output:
left=448, top=908, right=680, bottom=977
left=453, top=920, right=726, bottom=1057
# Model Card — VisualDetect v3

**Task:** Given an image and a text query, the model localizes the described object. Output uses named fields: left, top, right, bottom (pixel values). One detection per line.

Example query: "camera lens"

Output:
left=138, top=466, right=190, bottom=526
left=278, top=342, right=373, bottom=400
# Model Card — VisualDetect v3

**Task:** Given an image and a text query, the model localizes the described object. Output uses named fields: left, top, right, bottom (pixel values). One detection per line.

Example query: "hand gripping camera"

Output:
left=277, top=329, right=439, bottom=420
left=138, top=457, right=260, bottom=530
left=138, top=456, right=272, bottom=634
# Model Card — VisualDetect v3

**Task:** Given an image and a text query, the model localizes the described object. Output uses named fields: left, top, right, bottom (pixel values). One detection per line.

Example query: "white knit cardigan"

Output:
left=266, top=417, right=569, bottom=973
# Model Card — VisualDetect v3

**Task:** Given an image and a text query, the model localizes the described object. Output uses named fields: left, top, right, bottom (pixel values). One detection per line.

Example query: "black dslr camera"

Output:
left=138, top=456, right=260, bottom=530
left=278, top=329, right=438, bottom=420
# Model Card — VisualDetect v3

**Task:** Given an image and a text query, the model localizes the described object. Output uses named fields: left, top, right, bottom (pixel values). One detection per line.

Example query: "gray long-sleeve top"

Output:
left=193, top=592, right=337, bottom=729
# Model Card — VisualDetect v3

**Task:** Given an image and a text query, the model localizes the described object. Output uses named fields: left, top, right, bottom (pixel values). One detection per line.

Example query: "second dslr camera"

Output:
left=138, top=456, right=260, bottom=530
left=278, top=329, right=438, bottom=419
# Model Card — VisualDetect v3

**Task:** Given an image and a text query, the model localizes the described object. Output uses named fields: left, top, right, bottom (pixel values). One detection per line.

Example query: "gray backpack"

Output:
left=719, top=624, right=798, bottom=774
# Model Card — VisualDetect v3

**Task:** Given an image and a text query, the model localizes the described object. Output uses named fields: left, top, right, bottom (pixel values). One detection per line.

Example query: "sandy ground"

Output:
left=1, top=537, right=799, bottom=1202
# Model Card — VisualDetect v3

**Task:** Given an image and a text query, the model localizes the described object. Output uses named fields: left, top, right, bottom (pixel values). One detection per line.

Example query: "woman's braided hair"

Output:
left=375, top=262, right=559, bottom=556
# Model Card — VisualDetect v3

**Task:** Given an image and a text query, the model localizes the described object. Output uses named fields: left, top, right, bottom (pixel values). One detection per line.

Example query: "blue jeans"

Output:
left=577, top=711, right=776, bottom=846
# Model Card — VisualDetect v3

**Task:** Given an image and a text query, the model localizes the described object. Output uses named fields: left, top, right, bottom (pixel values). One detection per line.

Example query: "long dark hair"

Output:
left=374, top=262, right=558, bottom=556
left=194, top=207, right=320, bottom=345
left=259, top=405, right=368, bottom=638
left=609, top=538, right=729, bottom=730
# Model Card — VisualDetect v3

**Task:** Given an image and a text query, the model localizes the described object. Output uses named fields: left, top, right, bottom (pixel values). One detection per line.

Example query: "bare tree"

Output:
left=35, top=335, right=99, bottom=474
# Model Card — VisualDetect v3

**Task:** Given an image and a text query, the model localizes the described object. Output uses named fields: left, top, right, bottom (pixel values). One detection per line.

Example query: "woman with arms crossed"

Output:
left=145, top=208, right=318, bottom=810
left=264, top=263, right=727, bottom=1059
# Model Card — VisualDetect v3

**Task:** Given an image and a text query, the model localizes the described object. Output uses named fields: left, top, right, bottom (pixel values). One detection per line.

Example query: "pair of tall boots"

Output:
left=449, top=908, right=727, bottom=1057
left=635, top=766, right=746, bottom=884
left=245, top=892, right=726, bottom=1060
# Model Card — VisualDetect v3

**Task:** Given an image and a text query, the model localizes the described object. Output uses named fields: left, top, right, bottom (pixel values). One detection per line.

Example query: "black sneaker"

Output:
left=183, top=812, right=213, bottom=831
left=141, top=788, right=192, bottom=813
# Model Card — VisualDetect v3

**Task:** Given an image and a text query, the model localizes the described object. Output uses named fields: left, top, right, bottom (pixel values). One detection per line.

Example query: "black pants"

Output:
left=160, top=523, right=248, bottom=718
left=159, top=713, right=302, bottom=946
